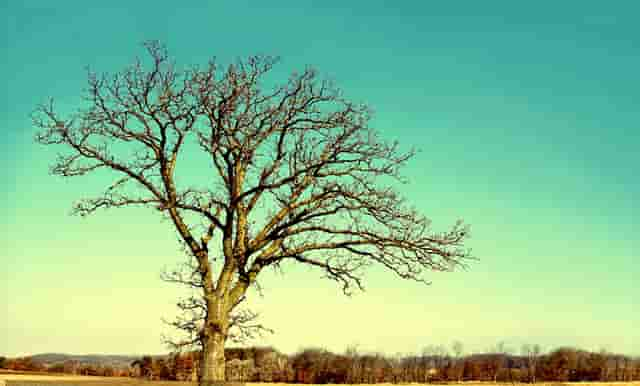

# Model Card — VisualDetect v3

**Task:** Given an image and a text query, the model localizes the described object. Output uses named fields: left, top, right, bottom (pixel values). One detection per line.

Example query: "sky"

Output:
left=1, top=1, right=638, bottom=358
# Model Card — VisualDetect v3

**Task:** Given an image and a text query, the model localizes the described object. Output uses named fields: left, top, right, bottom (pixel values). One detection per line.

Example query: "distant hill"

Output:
left=29, top=353, right=165, bottom=369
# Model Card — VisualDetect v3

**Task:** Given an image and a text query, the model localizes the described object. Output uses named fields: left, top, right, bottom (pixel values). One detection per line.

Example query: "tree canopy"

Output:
left=34, top=41, right=473, bottom=383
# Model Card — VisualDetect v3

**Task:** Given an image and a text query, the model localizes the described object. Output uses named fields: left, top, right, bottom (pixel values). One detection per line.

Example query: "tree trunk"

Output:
left=200, top=329, right=227, bottom=385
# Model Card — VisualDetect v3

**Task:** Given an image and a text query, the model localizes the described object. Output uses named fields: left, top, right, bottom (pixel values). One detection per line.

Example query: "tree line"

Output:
left=0, top=355, right=129, bottom=377
left=2, top=343, right=639, bottom=383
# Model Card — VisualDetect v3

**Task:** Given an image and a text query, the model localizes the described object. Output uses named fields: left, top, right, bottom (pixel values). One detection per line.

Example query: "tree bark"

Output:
left=200, top=326, right=227, bottom=384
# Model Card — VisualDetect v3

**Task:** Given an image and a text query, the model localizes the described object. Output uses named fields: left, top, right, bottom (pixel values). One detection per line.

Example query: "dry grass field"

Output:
left=1, top=373, right=639, bottom=386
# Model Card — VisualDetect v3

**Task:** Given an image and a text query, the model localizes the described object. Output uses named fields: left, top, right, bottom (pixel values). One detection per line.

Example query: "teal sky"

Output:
left=1, top=1, right=638, bottom=357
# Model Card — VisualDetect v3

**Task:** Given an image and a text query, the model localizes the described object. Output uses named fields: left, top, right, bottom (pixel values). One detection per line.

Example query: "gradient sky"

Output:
left=1, top=1, right=638, bottom=358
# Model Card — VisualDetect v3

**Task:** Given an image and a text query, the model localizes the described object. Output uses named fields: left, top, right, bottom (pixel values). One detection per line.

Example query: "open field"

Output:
left=1, top=374, right=639, bottom=386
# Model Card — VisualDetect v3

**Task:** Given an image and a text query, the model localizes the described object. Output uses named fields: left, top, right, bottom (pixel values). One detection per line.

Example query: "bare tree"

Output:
left=451, top=340, right=464, bottom=382
left=344, top=344, right=363, bottom=384
left=485, top=342, right=510, bottom=382
left=522, top=344, right=542, bottom=383
left=34, top=41, right=473, bottom=384
left=421, top=345, right=449, bottom=382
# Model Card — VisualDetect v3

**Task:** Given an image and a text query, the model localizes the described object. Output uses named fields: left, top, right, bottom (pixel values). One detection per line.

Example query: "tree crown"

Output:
left=35, top=41, right=472, bottom=302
